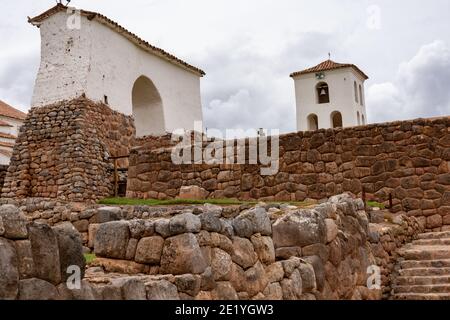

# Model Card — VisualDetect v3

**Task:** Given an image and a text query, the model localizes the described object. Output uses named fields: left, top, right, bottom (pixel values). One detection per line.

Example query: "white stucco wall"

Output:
left=31, top=11, right=203, bottom=136
left=293, top=68, right=367, bottom=131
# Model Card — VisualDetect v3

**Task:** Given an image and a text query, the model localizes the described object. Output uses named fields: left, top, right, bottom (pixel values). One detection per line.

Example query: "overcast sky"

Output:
left=1, top=0, right=449, bottom=133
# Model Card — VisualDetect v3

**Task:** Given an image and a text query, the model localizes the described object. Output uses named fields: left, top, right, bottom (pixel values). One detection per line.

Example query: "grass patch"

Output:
left=84, top=253, right=96, bottom=264
left=98, top=197, right=253, bottom=206
left=98, top=197, right=314, bottom=208
left=366, top=201, right=385, bottom=209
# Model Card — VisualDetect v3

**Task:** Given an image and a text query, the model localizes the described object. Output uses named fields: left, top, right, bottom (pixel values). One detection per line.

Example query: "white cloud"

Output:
left=1, top=1, right=450, bottom=129
left=367, top=40, right=450, bottom=123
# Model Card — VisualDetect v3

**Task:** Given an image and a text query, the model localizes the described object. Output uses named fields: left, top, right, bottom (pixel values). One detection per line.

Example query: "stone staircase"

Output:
left=392, top=231, right=450, bottom=300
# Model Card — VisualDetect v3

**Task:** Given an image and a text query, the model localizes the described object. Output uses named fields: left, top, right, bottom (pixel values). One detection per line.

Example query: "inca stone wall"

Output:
left=1, top=97, right=135, bottom=202
left=0, top=204, right=86, bottom=300
left=0, top=194, right=423, bottom=300
left=127, top=117, right=450, bottom=230
left=0, top=165, right=8, bottom=191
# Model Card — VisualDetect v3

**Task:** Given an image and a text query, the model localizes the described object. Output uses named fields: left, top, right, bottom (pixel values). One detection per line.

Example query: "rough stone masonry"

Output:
left=128, top=117, right=450, bottom=231
left=0, top=194, right=423, bottom=300
left=1, top=97, right=135, bottom=202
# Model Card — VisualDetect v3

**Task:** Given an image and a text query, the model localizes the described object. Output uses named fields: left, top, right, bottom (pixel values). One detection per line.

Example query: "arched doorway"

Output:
left=307, top=113, right=319, bottom=131
left=132, top=75, right=165, bottom=137
left=357, top=111, right=361, bottom=125
left=361, top=114, right=366, bottom=125
left=331, top=111, right=343, bottom=128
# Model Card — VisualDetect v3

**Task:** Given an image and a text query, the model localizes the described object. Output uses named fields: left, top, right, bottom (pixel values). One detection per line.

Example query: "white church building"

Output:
left=291, top=59, right=369, bottom=131
left=28, top=4, right=205, bottom=137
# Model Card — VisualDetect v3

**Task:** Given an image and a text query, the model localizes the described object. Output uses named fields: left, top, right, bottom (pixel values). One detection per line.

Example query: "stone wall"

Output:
left=0, top=204, right=86, bottom=300
left=1, top=97, right=135, bottom=202
left=0, top=194, right=422, bottom=300
left=133, top=133, right=178, bottom=151
left=127, top=117, right=450, bottom=230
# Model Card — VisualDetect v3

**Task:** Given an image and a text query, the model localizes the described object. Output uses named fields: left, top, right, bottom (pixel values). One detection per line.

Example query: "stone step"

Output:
left=400, top=259, right=450, bottom=269
left=418, top=231, right=450, bottom=240
left=393, top=293, right=450, bottom=300
left=399, top=267, right=450, bottom=277
left=413, top=238, right=450, bottom=246
left=396, top=275, right=450, bottom=286
left=394, top=284, right=450, bottom=294
left=399, top=246, right=450, bottom=260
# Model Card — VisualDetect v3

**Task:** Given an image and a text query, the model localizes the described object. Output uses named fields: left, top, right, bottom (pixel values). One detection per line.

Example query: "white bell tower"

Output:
left=290, top=59, right=369, bottom=131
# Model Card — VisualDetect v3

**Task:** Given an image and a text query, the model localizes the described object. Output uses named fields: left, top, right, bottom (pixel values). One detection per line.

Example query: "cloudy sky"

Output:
left=1, top=0, right=449, bottom=134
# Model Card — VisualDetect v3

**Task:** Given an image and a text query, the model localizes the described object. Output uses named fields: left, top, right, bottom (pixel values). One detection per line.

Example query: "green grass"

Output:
left=366, top=201, right=385, bottom=209
left=84, top=253, right=96, bottom=264
left=98, top=197, right=314, bottom=207
left=98, top=197, right=252, bottom=206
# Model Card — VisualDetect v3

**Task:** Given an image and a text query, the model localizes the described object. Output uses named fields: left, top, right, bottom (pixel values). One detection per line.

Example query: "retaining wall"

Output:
left=127, top=117, right=450, bottom=230
left=1, top=97, right=135, bottom=202
left=0, top=194, right=422, bottom=300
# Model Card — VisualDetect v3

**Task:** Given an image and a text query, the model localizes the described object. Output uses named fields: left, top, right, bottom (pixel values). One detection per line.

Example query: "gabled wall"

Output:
left=31, top=11, right=203, bottom=134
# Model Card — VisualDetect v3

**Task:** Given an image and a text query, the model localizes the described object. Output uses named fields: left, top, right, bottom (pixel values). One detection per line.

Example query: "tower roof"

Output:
left=28, top=4, right=205, bottom=77
left=290, top=59, right=369, bottom=80
left=0, top=100, right=27, bottom=121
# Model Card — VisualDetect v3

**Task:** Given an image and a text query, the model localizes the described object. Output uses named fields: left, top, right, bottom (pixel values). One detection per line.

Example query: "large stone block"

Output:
left=178, top=186, right=209, bottom=200
left=0, top=238, right=19, bottom=299
left=303, top=255, right=325, bottom=291
left=231, top=237, right=258, bottom=269
left=94, top=221, right=130, bottom=259
left=243, top=261, right=268, bottom=297
left=160, top=233, right=207, bottom=275
left=94, top=207, right=122, bottom=224
left=18, top=278, right=60, bottom=300
left=251, top=234, right=275, bottom=265
left=199, top=211, right=222, bottom=233
left=169, top=213, right=201, bottom=235
left=28, top=223, right=61, bottom=285
left=14, top=240, right=35, bottom=279
left=146, top=280, right=180, bottom=300
left=134, top=236, right=165, bottom=264
left=111, top=277, right=147, bottom=300
left=174, top=274, right=202, bottom=297
left=53, top=222, right=86, bottom=281
left=233, top=207, right=272, bottom=237
left=212, top=281, right=238, bottom=300
left=298, top=263, right=317, bottom=293
left=272, top=209, right=326, bottom=248
left=211, top=248, right=233, bottom=281
left=0, top=204, right=28, bottom=239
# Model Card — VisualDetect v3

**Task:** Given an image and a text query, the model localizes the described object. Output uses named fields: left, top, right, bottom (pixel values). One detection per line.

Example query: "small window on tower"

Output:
left=104, top=95, right=109, bottom=105
left=359, top=85, right=363, bottom=106
left=354, top=81, right=359, bottom=103
left=316, top=82, right=330, bottom=104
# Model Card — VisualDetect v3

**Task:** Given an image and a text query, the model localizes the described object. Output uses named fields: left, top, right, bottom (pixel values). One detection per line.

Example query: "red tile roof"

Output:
left=28, top=4, right=205, bottom=77
left=0, top=149, right=13, bottom=158
left=0, top=100, right=27, bottom=121
left=290, top=59, right=369, bottom=80
left=0, top=141, right=14, bottom=148
left=0, top=120, right=13, bottom=127
left=0, top=132, right=17, bottom=140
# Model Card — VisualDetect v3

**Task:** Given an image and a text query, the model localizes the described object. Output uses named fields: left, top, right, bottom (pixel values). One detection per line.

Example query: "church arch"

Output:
left=132, top=75, right=165, bottom=137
